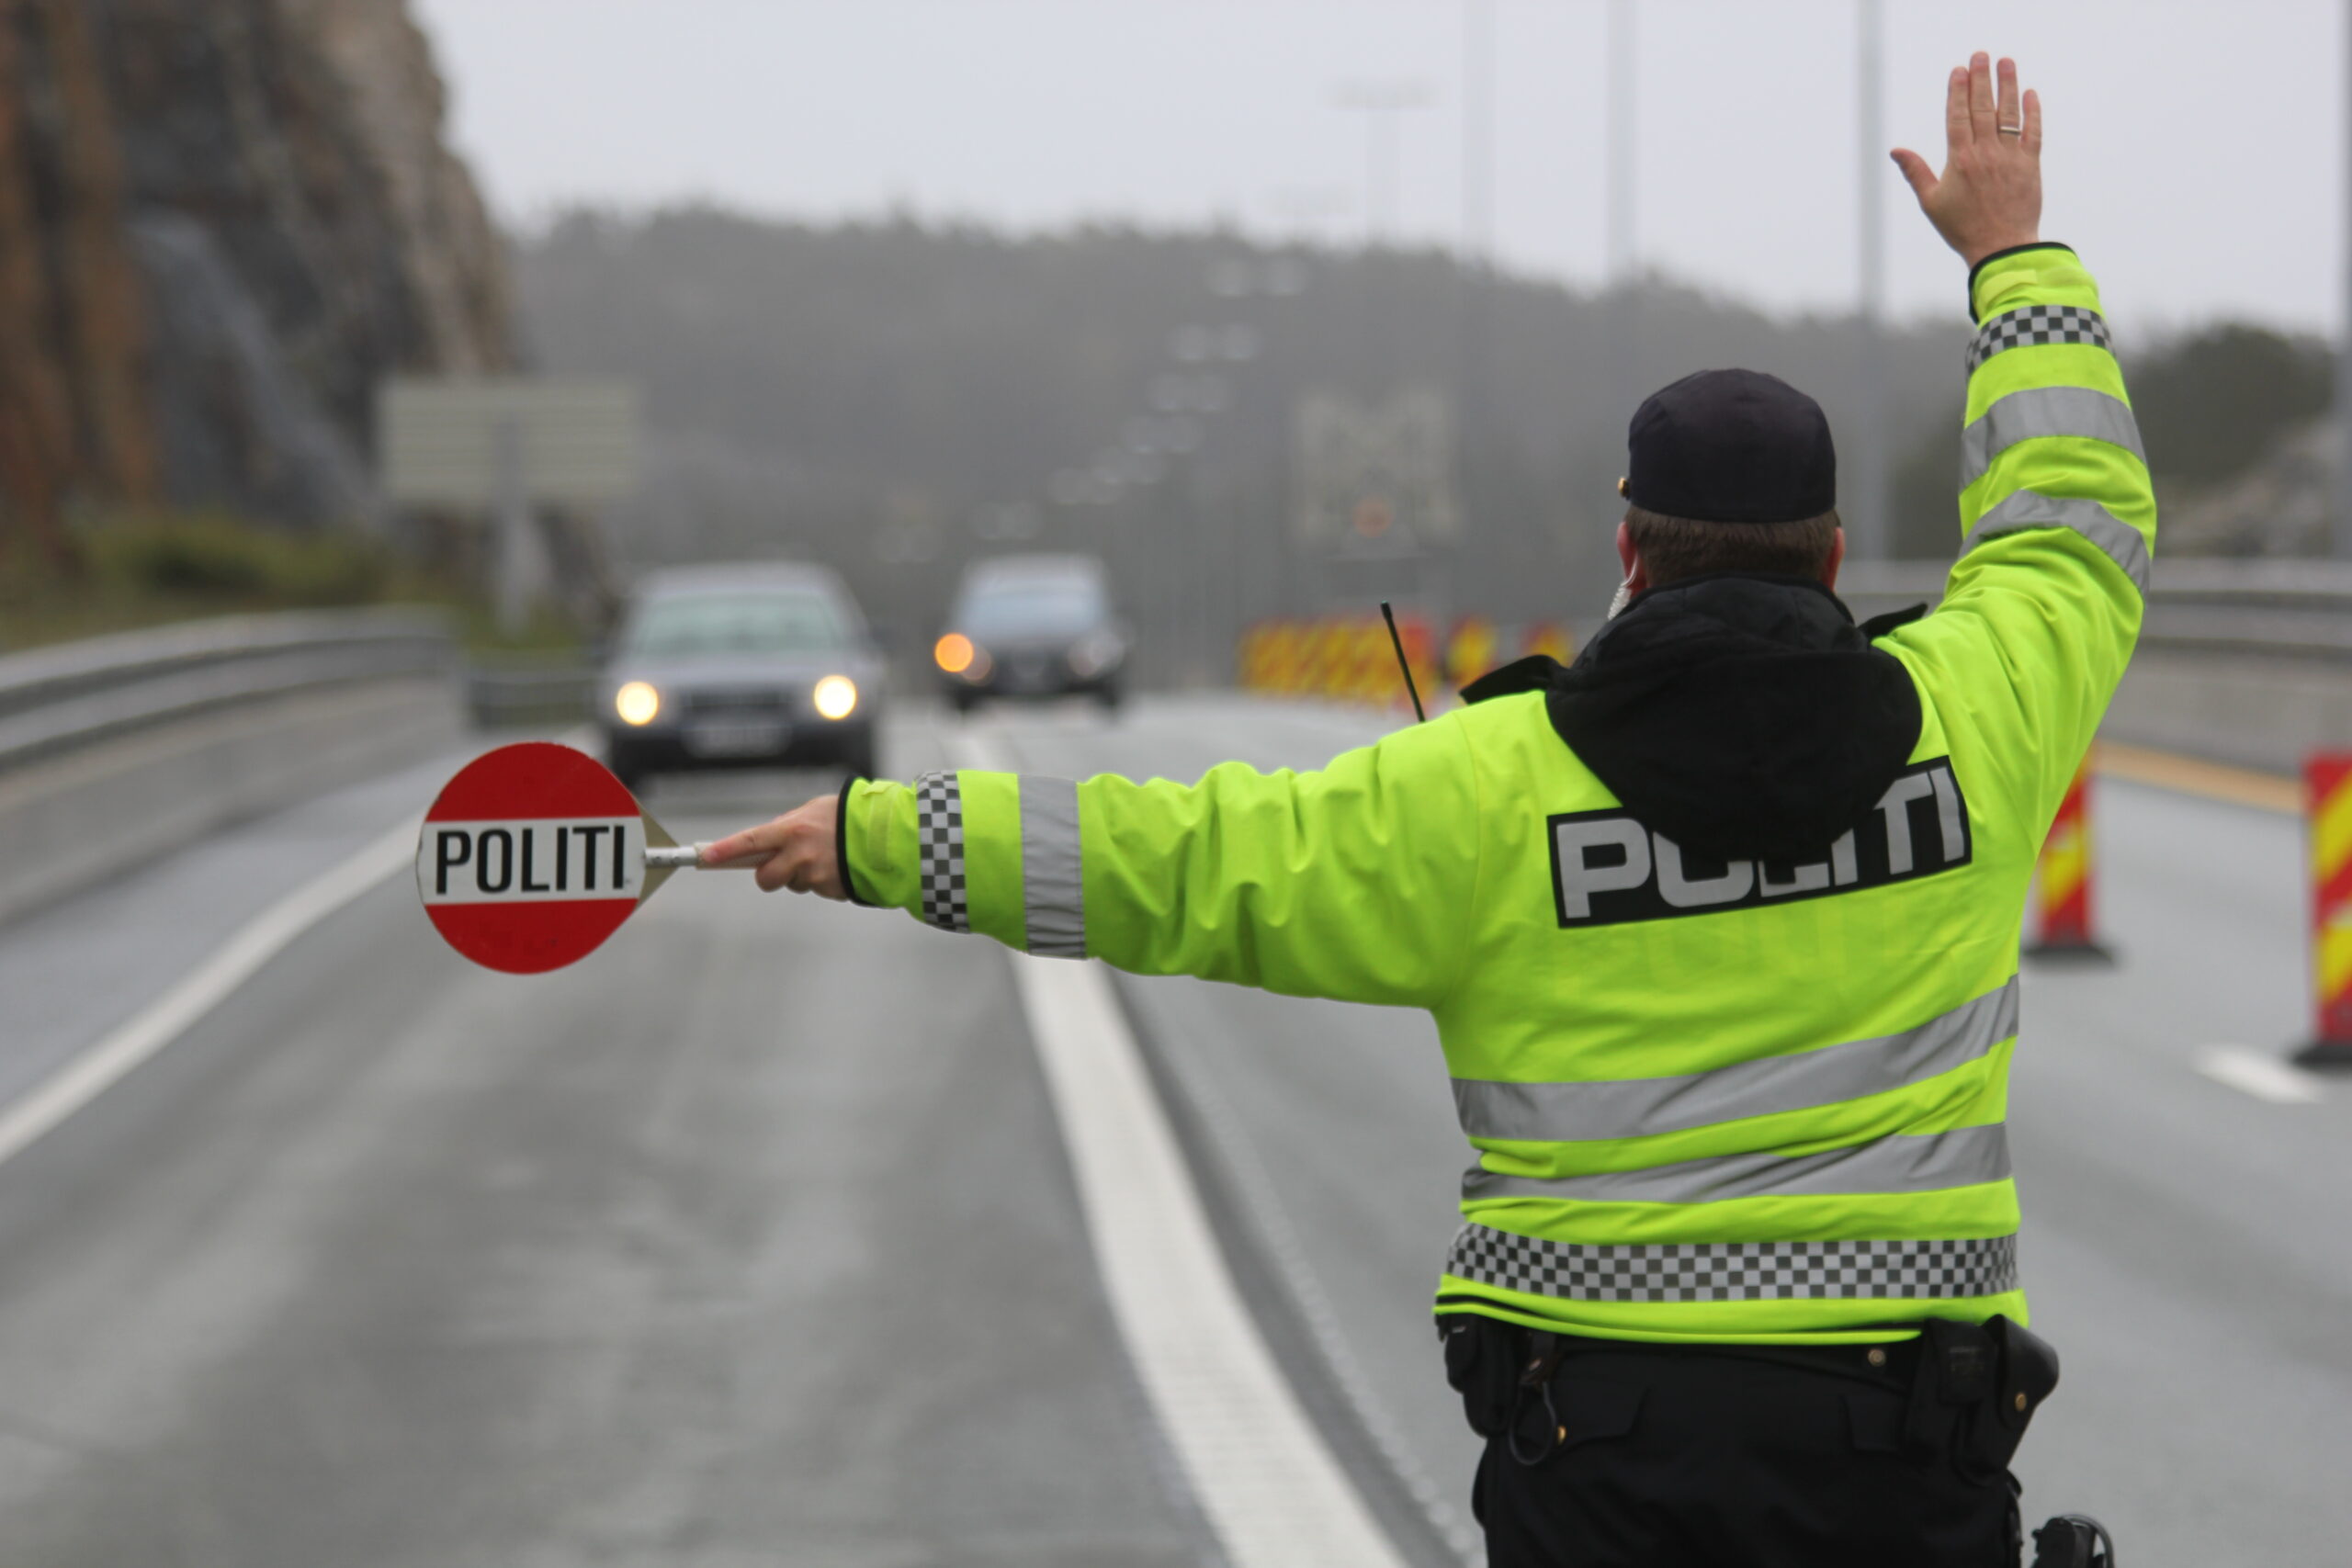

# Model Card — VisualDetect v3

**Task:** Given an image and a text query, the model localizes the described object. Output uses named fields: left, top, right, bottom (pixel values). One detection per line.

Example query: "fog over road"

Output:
left=0, top=696, right=2344, bottom=1566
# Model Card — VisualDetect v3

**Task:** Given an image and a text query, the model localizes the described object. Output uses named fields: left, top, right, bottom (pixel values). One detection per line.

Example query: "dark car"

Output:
left=599, top=564, right=884, bottom=789
left=933, top=555, right=1127, bottom=714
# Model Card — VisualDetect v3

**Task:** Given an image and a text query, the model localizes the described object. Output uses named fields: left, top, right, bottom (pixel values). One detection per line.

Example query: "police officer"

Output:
left=709, top=51, right=2143, bottom=1568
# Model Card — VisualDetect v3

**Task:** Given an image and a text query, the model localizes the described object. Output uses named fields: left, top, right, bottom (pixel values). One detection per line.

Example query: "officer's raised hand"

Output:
left=1891, top=51, right=2041, bottom=265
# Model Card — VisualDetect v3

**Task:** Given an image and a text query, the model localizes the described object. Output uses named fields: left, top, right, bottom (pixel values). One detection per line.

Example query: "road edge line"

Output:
left=958, top=728, right=1411, bottom=1568
left=0, top=815, right=418, bottom=1169
left=2095, top=740, right=2300, bottom=814
left=1112, top=966, right=1484, bottom=1567
left=2193, top=1045, right=2329, bottom=1105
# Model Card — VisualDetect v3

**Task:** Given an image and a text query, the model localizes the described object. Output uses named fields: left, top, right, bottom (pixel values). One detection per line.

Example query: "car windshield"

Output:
left=957, top=580, right=1105, bottom=639
left=623, top=591, right=849, bottom=657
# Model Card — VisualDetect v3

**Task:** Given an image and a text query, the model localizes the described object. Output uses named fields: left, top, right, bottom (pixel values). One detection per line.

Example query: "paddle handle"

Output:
left=644, top=843, right=754, bottom=871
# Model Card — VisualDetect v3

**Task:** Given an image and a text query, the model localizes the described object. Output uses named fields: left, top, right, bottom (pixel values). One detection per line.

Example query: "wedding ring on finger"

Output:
left=1996, top=123, right=2023, bottom=137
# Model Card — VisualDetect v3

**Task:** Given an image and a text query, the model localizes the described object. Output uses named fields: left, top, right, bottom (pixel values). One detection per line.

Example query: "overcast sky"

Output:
left=413, top=0, right=2348, bottom=336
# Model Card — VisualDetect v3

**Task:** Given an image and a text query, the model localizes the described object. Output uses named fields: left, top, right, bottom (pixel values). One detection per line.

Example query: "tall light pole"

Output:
left=2338, top=0, right=2352, bottom=558
left=1334, top=80, right=1433, bottom=244
left=1463, top=1, right=1495, bottom=266
left=1603, top=0, right=1640, bottom=452
left=1606, top=0, right=1636, bottom=287
left=1460, top=0, right=1497, bottom=612
left=1854, top=0, right=1889, bottom=559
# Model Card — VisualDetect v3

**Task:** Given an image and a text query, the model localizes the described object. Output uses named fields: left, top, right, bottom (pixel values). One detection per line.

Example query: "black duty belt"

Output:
left=1437, top=1312, right=2058, bottom=1477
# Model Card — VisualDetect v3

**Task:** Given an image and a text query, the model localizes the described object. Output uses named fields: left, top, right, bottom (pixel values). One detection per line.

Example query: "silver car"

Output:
left=599, top=564, right=885, bottom=789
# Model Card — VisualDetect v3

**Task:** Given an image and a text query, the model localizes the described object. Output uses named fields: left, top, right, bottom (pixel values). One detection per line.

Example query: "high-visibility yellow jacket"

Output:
left=840, top=244, right=2150, bottom=1344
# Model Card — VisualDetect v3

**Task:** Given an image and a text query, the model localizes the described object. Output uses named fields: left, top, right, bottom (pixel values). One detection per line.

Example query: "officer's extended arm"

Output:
left=1886, top=53, right=2154, bottom=823
left=707, top=716, right=1485, bottom=1010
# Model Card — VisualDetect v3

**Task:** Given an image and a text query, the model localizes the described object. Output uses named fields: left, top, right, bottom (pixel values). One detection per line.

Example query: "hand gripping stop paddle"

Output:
left=415, top=741, right=746, bottom=974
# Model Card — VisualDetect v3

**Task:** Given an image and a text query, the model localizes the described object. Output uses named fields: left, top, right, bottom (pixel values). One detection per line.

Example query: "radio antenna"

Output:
left=1379, top=602, right=1427, bottom=723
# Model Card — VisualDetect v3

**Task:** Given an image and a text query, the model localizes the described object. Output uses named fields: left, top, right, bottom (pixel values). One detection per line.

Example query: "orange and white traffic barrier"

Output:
left=2026, top=760, right=2113, bottom=963
left=2299, top=753, right=2352, bottom=1066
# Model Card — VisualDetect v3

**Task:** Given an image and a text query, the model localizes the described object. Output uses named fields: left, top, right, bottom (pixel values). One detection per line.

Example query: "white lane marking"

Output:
left=0, top=816, right=417, bottom=1168
left=0, top=730, right=603, bottom=1168
left=1140, top=985, right=1486, bottom=1566
left=959, top=730, right=1410, bottom=1568
left=2194, top=1046, right=2327, bottom=1105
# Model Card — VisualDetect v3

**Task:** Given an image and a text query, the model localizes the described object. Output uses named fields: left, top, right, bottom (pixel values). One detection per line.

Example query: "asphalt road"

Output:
left=0, top=694, right=2346, bottom=1565
left=0, top=723, right=1211, bottom=1568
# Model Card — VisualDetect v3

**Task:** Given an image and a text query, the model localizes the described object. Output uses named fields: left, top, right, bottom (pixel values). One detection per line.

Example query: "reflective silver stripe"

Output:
left=1019, top=774, right=1086, bottom=959
left=1445, top=1223, right=2018, bottom=1303
left=912, top=771, right=969, bottom=933
left=1962, top=490, right=2152, bottom=598
left=1453, top=979, right=2018, bottom=1145
left=1931, top=767, right=1970, bottom=864
left=1958, top=386, right=2144, bottom=492
left=1461, top=1122, right=2011, bottom=1205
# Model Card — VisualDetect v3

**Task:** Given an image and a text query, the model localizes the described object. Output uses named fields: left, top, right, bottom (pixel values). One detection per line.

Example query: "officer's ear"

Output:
left=1820, top=527, right=1846, bottom=592
left=1614, top=519, right=1650, bottom=595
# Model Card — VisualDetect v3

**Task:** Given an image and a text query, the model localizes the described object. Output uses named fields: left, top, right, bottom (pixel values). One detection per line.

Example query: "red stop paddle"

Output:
left=414, top=741, right=741, bottom=974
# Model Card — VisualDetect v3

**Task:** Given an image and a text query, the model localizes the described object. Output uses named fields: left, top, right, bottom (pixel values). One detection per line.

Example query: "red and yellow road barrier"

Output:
left=2027, top=761, right=2113, bottom=963
left=1238, top=615, right=1577, bottom=711
left=1390, top=616, right=1437, bottom=711
left=1238, top=612, right=1445, bottom=712
left=1445, top=617, right=1498, bottom=691
left=2300, top=753, right=2352, bottom=1065
left=1520, top=622, right=1573, bottom=665
left=2022, top=766, right=2117, bottom=964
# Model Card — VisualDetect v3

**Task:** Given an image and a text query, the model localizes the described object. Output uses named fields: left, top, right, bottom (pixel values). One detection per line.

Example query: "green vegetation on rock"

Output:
left=0, top=513, right=579, bottom=656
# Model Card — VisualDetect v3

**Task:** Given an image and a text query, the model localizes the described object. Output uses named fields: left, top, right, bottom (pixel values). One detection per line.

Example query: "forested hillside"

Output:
left=516, top=209, right=2335, bottom=648
left=516, top=209, right=1971, bottom=638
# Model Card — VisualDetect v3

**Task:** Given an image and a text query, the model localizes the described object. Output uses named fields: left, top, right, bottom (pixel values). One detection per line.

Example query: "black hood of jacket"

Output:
left=1463, top=574, right=1923, bottom=864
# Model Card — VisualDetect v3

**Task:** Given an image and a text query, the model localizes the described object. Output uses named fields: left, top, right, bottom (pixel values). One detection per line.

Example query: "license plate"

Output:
left=684, top=719, right=786, bottom=757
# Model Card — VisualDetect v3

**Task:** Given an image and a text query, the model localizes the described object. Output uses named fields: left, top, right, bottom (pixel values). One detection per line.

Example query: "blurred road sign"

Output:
left=378, top=378, right=639, bottom=507
left=1292, top=387, right=1461, bottom=551
left=416, top=741, right=711, bottom=974
left=379, top=378, right=639, bottom=636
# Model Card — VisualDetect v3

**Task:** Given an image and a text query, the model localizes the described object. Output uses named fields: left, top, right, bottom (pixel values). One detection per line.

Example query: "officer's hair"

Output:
left=1623, top=506, right=1841, bottom=587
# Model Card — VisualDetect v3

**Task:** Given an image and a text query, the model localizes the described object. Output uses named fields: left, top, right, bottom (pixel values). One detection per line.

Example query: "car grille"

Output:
left=683, top=688, right=790, bottom=716
left=1000, top=652, right=1062, bottom=690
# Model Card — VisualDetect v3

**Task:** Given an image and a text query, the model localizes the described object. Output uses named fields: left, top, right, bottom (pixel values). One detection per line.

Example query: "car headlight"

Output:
left=614, top=681, right=661, bottom=726
left=812, top=674, right=858, bottom=720
left=1069, top=630, right=1125, bottom=678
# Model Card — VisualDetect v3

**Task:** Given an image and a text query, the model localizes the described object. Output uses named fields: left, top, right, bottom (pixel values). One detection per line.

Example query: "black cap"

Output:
left=1623, top=368, right=1836, bottom=525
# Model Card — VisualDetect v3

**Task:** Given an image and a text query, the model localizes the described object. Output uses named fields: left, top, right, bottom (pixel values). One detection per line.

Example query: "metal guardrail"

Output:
left=1837, top=558, right=2352, bottom=666
left=7, top=558, right=2352, bottom=772
left=0, top=607, right=458, bottom=772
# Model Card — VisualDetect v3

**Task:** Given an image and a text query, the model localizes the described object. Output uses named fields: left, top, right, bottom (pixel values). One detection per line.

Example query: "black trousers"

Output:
left=1463, top=1336, right=2021, bottom=1568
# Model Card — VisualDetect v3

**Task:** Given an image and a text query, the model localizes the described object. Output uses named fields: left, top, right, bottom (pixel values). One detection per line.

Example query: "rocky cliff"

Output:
left=0, top=0, right=510, bottom=561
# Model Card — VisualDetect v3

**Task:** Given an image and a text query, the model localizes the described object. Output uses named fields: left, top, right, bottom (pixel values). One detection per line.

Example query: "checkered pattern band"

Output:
left=1445, top=1223, right=2018, bottom=1303
left=913, top=771, right=969, bottom=932
left=1966, top=304, right=2110, bottom=375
